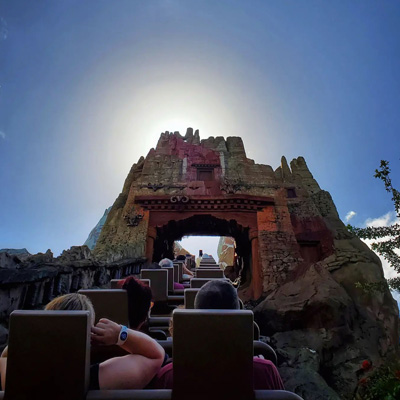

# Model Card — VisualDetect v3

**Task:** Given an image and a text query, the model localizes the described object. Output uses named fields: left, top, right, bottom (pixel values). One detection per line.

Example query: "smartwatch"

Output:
left=117, top=325, right=128, bottom=346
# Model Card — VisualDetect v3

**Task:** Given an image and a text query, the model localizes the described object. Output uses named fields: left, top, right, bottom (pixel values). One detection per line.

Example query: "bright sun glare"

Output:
left=150, top=118, right=203, bottom=137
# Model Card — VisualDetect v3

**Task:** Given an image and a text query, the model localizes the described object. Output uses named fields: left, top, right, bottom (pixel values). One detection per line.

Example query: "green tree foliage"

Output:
left=348, top=160, right=400, bottom=292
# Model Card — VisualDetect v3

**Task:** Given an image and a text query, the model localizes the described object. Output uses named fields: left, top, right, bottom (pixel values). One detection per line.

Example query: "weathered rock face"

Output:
left=23, top=249, right=54, bottom=267
left=173, top=241, right=192, bottom=258
left=254, top=191, right=399, bottom=399
left=217, top=236, right=235, bottom=266
left=0, top=248, right=30, bottom=261
left=84, top=207, right=112, bottom=250
left=91, top=129, right=397, bottom=398
left=0, top=252, right=23, bottom=269
left=59, top=245, right=92, bottom=263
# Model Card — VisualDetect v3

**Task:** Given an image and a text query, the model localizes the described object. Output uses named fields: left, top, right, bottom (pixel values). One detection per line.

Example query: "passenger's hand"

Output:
left=91, top=318, right=121, bottom=346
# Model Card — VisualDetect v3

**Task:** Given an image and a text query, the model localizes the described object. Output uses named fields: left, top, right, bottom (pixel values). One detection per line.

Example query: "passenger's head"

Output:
left=121, top=276, right=153, bottom=329
left=145, top=262, right=161, bottom=269
left=194, top=280, right=240, bottom=310
left=159, top=258, right=173, bottom=268
left=45, top=293, right=95, bottom=325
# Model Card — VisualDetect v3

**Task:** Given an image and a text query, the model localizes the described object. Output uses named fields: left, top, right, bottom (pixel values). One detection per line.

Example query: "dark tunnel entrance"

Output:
left=152, top=214, right=252, bottom=285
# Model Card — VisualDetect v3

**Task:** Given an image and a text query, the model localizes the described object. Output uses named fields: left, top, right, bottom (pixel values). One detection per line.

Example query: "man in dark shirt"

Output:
left=154, top=280, right=284, bottom=390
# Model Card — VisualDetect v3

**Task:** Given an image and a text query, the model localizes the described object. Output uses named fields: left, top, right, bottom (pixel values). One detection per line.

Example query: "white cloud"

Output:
left=361, top=211, right=400, bottom=280
left=345, top=210, right=356, bottom=222
left=0, top=131, right=5, bottom=139
left=365, top=211, right=397, bottom=228
left=366, top=242, right=400, bottom=280
left=361, top=212, right=400, bottom=310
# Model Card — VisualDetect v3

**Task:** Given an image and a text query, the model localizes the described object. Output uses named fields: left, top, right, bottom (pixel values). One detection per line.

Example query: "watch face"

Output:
left=120, top=331, right=128, bottom=341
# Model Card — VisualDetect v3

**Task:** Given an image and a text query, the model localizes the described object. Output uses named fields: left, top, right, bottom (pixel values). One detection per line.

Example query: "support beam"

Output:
left=250, top=228, right=262, bottom=299
left=146, top=226, right=157, bottom=262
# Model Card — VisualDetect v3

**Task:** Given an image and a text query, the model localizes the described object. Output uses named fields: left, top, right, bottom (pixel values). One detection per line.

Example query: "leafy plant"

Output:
left=348, top=160, right=400, bottom=292
left=353, top=359, right=400, bottom=400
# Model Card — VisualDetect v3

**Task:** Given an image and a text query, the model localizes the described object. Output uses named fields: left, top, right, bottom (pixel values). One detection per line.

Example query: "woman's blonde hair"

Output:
left=45, top=293, right=95, bottom=324
left=169, top=304, right=185, bottom=337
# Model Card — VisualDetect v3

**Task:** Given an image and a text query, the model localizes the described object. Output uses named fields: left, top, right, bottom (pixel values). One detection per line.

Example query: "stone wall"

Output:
left=0, top=246, right=146, bottom=352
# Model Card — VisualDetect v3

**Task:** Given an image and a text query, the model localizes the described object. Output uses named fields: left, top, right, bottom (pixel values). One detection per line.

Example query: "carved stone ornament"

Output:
left=220, top=178, right=250, bottom=194
left=146, top=183, right=164, bottom=192
left=124, top=212, right=144, bottom=227
left=140, top=183, right=187, bottom=192
left=170, top=195, right=189, bottom=203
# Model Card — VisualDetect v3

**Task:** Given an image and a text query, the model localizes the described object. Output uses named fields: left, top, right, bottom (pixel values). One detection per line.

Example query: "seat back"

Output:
left=110, top=278, right=151, bottom=289
left=110, top=279, right=121, bottom=289
left=184, top=289, right=200, bottom=309
left=197, top=264, right=220, bottom=269
left=160, top=266, right=174, bottom=292
left=78, top=289, right=129, bottom=325
left=254, top=392, right=304, bottom=400
left=140, top=279, right=151, bottom=287
left=171, top=264, right=178, bottom=283
left=5, top=310, right=90, bottom=400
left=254, top=321, right=260, bottom=340
left=199, top=261, right=219, bottom=268
left=190, top=278, right=229, bottom=288
left=88, top=389, right=173, bottom=399
left=196, top=269, right=224, bottom=279
left=173, top=262, right=183, bottom=282
left=189, top=278, right=211, bottom=288
left=173, top=309, right=253, bottom=399
left=141, top=269, right=168, bottom=302
left=253, top=341, right=277, bottom=365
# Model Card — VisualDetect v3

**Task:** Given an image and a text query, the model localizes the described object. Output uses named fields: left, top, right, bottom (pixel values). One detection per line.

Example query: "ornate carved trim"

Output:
left=192, top=163, right=220, bottom=168
left=139, top=183, right=187, bottom=192
left=170, top=195, right=189, bottom=203
left=135, top=195, right=273, bottom=213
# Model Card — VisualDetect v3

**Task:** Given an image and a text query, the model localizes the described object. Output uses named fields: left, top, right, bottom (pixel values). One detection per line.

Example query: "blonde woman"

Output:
left=1, top=293, right=165, bottom=390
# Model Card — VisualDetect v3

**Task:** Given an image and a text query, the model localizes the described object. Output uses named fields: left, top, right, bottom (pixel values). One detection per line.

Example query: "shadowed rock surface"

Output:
left=254, top=191, right=399, bottom=399
left=0, top=248, right=30, bottom=261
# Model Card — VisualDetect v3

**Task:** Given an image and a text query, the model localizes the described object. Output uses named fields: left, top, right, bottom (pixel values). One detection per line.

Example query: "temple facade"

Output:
left=95, top=129, right=337, bottom=299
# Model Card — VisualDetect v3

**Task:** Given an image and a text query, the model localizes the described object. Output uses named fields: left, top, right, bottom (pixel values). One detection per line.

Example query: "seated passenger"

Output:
left=153, top=280, right=284, bottom=390
left=159, top=258, right=184, bottom=290
left=175, top=255, right=194, bottom=280
left=119, top=276, right=153, bottom=330
left=117, top=275, right=167, bottom=340
left=144, top=262, right=162, bottom=269
left=1, top=293, right=165, bottom=390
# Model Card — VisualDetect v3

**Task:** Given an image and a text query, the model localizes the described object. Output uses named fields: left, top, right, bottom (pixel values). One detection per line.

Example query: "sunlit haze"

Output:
left=1, top=1, right=399, bottom=274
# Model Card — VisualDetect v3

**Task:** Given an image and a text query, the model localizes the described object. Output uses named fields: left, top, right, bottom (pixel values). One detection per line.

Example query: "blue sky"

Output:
left=0, top=1, right=399, bottom=273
